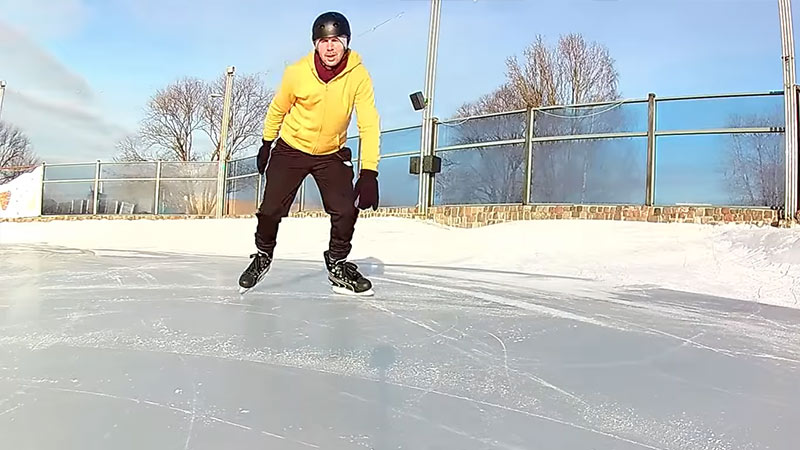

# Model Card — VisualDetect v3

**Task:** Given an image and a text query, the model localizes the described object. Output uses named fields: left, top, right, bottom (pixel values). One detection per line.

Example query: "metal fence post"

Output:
left=417, top=134, right=428, bottom=215
left=0, top=80, right=6, bottom=121
left=154, top=160, right=162, bottom=215
left=299, top=180, right=306, bottom=212
left=417, top=114, right=437, bottom=215
left=92, top=160, right=100, bottom=215
left=523, top=107, right=535, bottom=205
left=426, top=119, right=439, bottom=208
left=216, top=66, right=235, bottom=218
left=39, top=161, right=46, bottom=216
left=417, top=0, right=442, bottom=216
left=216, top=159, right=226, bottom=217
left=645, top=93, right=657, bottom=206
left=779, top=0, right=798, bottom=221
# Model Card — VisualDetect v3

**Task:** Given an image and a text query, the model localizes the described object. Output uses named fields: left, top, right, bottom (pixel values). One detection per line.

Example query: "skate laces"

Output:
left=248, top=252, right=270, bottom=274
left=338, top=260, right=362, bottom=281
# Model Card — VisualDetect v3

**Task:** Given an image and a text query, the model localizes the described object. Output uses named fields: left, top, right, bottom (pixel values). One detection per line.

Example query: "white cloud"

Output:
left=4, top=88, right=132, bottom=163
left=13, top=90, right=130, bottom=137
left=0, top=20, right=133, bottom=162
left=0, top=22, right=93, bottom=101
left=0, top=0, right=89, bottom=38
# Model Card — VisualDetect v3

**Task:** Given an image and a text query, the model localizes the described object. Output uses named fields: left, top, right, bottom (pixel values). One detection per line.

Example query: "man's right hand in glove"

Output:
left=257, top=140, right=273, bottom=174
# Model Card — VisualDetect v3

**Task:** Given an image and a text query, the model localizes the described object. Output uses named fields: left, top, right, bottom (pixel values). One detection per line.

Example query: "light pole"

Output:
left=417, top=0, right=442, bottom=215
left=215, top=66, right=235, bottom=218
left=779, top=0, right=798, bottom=222
left=0, top=80, right=6, bottom=121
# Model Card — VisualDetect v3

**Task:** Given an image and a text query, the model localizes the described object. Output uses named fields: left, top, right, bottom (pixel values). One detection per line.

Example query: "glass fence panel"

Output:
left=437, top=112, right=527, bottom=148
left=228, top=156, right=258, bottom=178
left=99, top=162, right=157, bottom=180
left=302, top=176, right=323, bottom=211
left=160, top=162, right=218, bottom=179
left=42, top=182, right=95, bottom=215
left=44, top=164, right=95, bottom=181
left=226, top=175, right=259, bottom=216
left=530, top=137, right=647, bottom=204
left=97, top=181, right=156, bottom=214
left=158, top=180, right=218, bottom=214
left=380, top=126, right=421, bottom=155
left=656, top=94, right=784, bottom=131
left=534, top=101, right=648, bottom=137
left=654, top=133, right=785, bottom=207
left=434, top=144, right=525, bottom=205
left=377, top=155, right=418, bottom=207
left=346, top=136, right=359, bottom=163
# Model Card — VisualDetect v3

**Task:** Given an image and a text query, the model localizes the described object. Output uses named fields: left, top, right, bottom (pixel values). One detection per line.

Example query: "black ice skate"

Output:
left=238, top=251, right=272, bottom=294
left=324, top=251, right=374, bottom=296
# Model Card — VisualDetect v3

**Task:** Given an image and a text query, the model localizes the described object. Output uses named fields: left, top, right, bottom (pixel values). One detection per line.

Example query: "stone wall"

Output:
left=0, top=214, right=218, bottom=223
left=290, top=207, right=424, bottom=221
left=0, top=204, right=784, bottom=227
left=422, top=205, right=781, bottom=228
left=289, top=204, right=781, bottom=227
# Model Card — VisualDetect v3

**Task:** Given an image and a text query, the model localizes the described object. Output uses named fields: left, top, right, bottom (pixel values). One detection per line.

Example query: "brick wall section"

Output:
left=423, top=205, right=780, bottom=228
left=289, top=204, right=780, bottom=227
left=0, top=214, right=218, bottom=223
left=290, top=207, right=424, bottom=221
left=0, top=205, right=783, bottom=227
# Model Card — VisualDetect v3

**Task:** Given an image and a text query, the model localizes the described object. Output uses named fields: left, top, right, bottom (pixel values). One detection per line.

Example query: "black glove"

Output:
left=257, top=140, right=273, bottom=174
left=354, top=169, right=379, bottom=211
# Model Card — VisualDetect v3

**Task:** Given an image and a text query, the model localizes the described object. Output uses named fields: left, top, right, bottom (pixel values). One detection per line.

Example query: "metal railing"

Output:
left=41, top=160, right=219, bottom=216
left=36, top=90, right=790, bottom=218
left=428, top=91, right=786, bottom=209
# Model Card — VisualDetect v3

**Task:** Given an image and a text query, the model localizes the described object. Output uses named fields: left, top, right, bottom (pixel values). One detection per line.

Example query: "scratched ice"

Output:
left=1, top=244, right=799, bottom=450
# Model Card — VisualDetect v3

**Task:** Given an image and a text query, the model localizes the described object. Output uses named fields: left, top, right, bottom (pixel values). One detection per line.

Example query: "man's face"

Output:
left=316, top=36, right=346, bottom=67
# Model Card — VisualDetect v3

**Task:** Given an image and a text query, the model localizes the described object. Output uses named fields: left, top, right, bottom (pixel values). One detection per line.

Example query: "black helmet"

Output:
left=312, top=11, right=351, bottom=42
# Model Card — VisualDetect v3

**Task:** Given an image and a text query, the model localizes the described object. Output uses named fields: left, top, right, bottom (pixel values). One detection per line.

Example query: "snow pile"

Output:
left=1, top=216, right=798, bottom=308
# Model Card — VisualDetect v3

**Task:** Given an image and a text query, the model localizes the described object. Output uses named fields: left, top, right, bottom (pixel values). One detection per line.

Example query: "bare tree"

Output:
left=455, top=83, right=526, bottom=117
left=723, top=111, right=784, bottom=207
left=117, top=71, right=274, bottom=163
left=436, top=33, right=637, bottom=206
left=505, top=33, right=619, bottom=109
left=109, top=71, right=274, bottom=214
left=139, top=77, right=206, bottom=162
left=117, top=77, right=213, bottom=214
left=0, top=121, right=39, bottom=183
left=202, top=72, right=274, bottom=161
left=113, top=134, right=163, bottom=162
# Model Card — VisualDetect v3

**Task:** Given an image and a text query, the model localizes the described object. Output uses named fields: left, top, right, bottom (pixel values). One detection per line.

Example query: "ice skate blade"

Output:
left=332, top=285, right=374, bottom=297
left=238, top=286, right=251, bottom=295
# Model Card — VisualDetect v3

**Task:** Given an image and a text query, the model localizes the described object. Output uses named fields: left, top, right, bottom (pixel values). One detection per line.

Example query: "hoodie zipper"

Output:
left=311, top=54, right=356, bottom=155
left=316, top=83, right=328, bottom=155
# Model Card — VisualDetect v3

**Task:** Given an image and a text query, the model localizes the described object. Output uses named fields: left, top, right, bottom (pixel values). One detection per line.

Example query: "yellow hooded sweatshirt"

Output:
left=262, top=50, right=381, bottom=172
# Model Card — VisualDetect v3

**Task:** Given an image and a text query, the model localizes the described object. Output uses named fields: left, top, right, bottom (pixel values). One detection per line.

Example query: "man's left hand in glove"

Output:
left=257, top=140, right=273, bottom=174
left=354, top=169, right=379, bottom=211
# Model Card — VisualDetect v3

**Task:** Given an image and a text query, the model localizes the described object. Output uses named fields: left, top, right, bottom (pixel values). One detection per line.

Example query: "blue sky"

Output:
left=0, top=0, right=794, bottom=164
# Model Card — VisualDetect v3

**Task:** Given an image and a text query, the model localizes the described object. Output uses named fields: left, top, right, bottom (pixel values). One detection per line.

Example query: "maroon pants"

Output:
left=255, top=138, right=358, bottom=260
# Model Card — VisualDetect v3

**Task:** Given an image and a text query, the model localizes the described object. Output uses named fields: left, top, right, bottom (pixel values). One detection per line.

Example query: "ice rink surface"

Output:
left=1, top=244, right=799, bottom=450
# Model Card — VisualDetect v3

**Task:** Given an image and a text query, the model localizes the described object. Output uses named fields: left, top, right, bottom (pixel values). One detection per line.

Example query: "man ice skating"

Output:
left=238, top=11, right=381, bottom=296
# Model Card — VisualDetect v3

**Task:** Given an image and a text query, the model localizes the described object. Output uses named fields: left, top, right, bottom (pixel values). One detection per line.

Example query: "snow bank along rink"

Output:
left=2, top=216, right=799, bottom=308
left=1, top=216, right=800, bottom=450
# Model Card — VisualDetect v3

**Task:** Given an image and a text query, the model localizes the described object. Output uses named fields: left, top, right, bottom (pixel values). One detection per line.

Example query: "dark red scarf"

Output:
left=314, top=50, right=349, bottom=83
